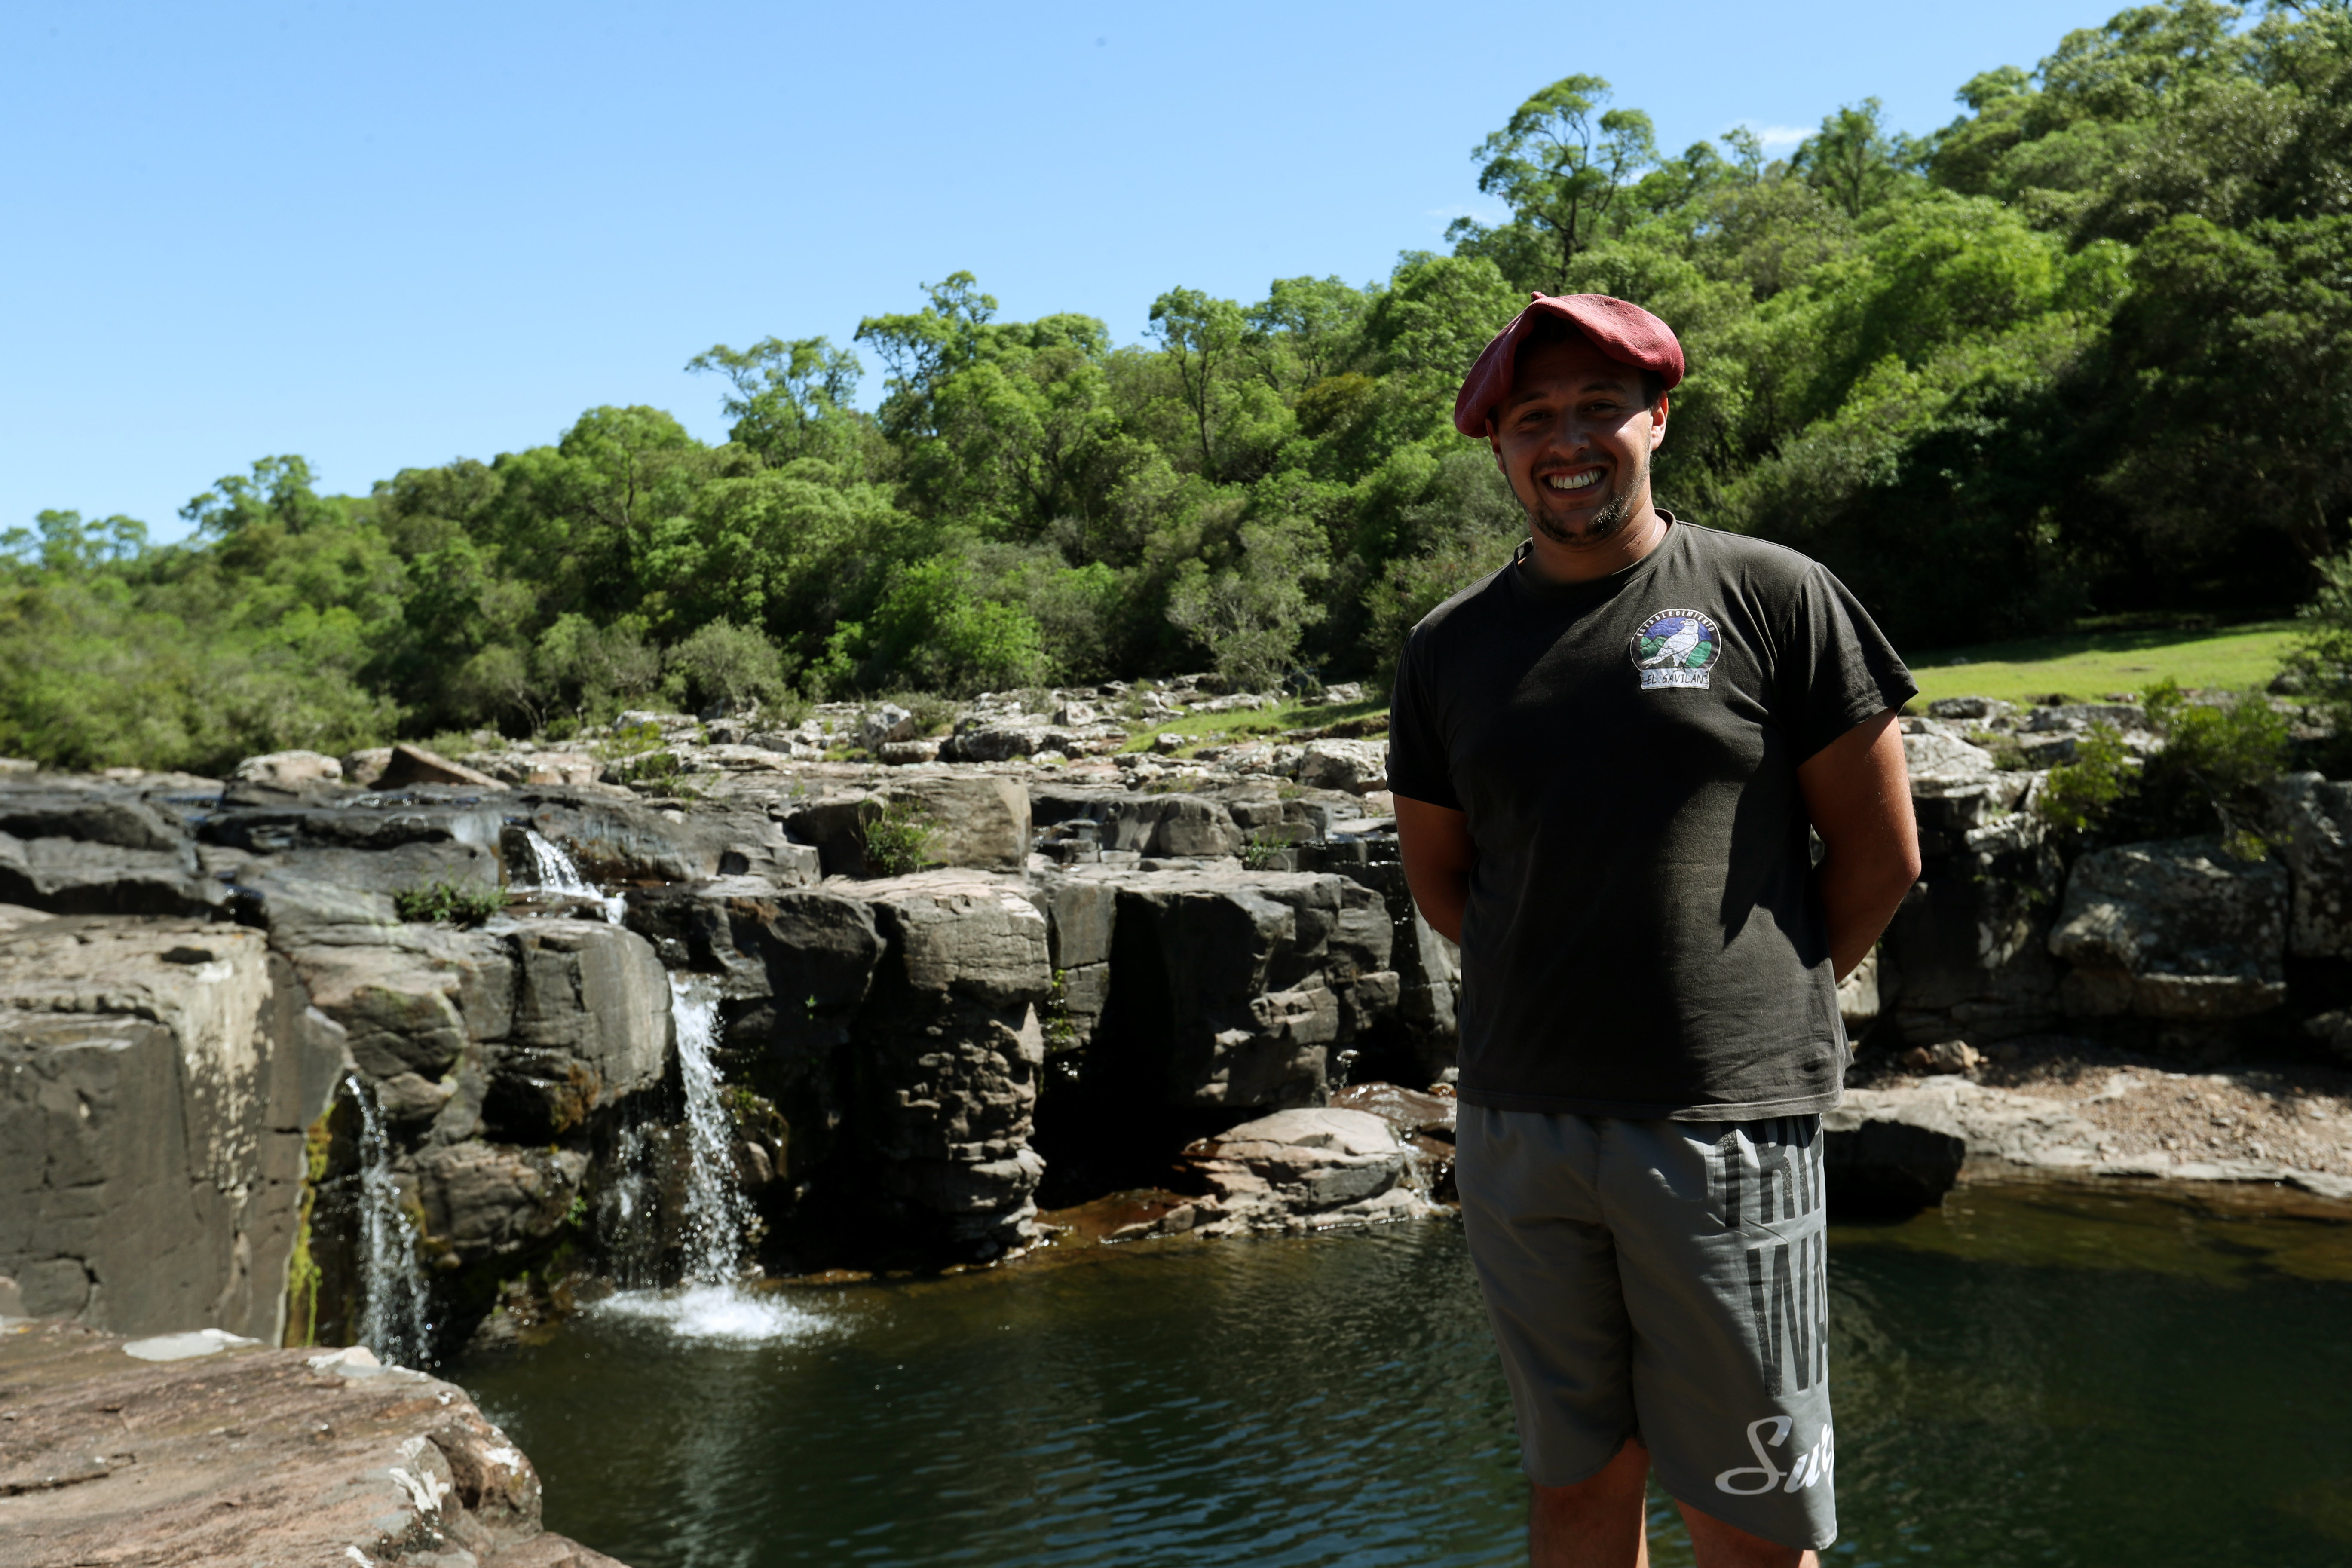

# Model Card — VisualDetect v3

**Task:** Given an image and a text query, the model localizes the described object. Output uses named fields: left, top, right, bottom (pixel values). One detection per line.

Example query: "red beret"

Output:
left=1451, top=292, right=1685, bottom=438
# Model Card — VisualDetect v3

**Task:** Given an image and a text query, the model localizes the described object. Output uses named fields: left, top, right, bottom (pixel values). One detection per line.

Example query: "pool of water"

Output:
left=456, top=1183, right=2352, bottom=1567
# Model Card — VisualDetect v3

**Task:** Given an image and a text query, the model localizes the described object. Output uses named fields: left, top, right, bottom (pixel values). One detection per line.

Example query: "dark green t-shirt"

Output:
left=1385, top=517, right=1916, bottom=1121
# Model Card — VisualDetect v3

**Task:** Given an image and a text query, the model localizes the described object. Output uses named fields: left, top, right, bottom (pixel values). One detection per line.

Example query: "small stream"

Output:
left=454, top=1183, right=2352, bottom=1566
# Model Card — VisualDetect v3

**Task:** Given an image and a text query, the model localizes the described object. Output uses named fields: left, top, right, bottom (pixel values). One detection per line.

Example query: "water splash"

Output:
left=592, top=1282, right=824, bottom=1344
left=351, top=1075, right=432, bottom=1367
left=671, top=973, right=753, bottom=1283
left=514, top=827, right=624, bottom=922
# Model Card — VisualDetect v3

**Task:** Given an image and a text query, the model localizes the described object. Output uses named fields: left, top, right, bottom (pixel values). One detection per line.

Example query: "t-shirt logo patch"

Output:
left=1631, top=609, right=1721, bottom=690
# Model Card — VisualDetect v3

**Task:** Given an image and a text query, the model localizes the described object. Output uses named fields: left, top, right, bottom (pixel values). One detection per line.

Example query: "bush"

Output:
left=392, top=881, right=506, bottom=926
left=665, top=617, right=797, bottom=714
left=861, top=798, right=941, bottom=876
left=2036, top=680, right=2289, bottom=858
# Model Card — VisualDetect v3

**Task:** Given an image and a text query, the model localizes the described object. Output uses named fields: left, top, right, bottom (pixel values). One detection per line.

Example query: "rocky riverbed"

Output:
left=8, top=677, right=2352, bottom=1372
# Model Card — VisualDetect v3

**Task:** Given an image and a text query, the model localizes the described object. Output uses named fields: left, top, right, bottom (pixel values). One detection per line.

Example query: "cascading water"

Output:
left=351, top=1075, right=433, bottom=1367
left=514, top=827, right=625, bottom=923
left=589, top=975, right=817, bottom=1343
left=670, top=973, right=753, bottom=1283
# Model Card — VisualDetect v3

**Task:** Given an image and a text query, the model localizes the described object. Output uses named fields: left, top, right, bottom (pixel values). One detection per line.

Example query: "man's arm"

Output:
left=1394, top=794, right=1475, bottom=945
left=1797, top=708, right=1921, bottom=982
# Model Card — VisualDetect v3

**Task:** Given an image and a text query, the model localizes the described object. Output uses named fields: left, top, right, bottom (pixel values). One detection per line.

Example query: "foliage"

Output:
left=2036, top=678, right=2291, bottom=856
left=861, top=798, right=942, bottom=876
left=2036, top=721, right=2139, bottom=833
left=16, top=3, right=2352, bottom=772
left=392, top=881, right=506, bottom=926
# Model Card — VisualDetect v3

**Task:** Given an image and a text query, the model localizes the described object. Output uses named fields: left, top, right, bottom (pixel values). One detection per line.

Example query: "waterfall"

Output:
left=670, top=974, right=753, bottom=1283
left=590, top=974, right=819, bottom=1342
left=351, top=1076, right=432, bottom=1367
left=515, top=827, right=624, bottom=923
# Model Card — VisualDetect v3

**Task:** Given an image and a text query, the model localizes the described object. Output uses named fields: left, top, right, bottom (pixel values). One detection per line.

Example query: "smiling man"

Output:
left=1386, top=294, right=1922, bottom=1568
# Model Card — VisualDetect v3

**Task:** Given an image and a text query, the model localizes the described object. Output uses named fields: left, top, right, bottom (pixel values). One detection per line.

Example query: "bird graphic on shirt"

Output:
left=1639, top=620, right=1705, bottom=668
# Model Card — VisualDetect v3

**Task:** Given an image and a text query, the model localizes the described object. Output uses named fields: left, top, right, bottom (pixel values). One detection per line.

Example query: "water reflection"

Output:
left=457, top=1185, right=2352, bottom=1568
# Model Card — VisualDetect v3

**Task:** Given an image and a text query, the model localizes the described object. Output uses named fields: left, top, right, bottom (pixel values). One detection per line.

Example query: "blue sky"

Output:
left=3, top=0, right=2136, bottom=543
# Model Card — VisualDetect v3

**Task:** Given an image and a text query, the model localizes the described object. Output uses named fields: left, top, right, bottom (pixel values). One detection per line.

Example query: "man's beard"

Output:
left=1529, top=446, right=1647, bottom=545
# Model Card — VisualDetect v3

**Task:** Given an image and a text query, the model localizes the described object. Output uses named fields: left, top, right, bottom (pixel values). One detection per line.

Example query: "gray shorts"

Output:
left=1456, top=1106, right=1837, bottom=1550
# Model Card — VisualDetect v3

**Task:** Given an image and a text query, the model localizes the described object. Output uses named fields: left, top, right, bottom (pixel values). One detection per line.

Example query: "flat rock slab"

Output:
left=0, top=1319, right=629, bottom=1566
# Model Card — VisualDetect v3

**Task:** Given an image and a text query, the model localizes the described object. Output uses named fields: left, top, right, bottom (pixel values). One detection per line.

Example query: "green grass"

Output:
left=1907, top=620, right=2299, bottom=708
left=1116, top=696, right=1386, bottom=753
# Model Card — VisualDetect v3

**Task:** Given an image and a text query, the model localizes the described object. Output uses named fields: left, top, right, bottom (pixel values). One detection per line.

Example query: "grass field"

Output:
left=1906, top=620, right=2302, bottom=707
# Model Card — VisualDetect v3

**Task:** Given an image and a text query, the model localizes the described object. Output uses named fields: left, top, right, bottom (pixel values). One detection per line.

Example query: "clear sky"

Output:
left=3, top=0, right=2136, bottom=543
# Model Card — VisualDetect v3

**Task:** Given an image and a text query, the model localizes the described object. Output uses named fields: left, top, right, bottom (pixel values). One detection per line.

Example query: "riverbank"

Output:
left=0, top=1317, right=627, bottom=1567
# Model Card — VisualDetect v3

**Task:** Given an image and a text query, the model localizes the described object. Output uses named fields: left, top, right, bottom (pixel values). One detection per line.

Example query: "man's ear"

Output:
left=1649, top=393, right=1670, bottom=450
left=1485, top=415, right=1504, bottom=471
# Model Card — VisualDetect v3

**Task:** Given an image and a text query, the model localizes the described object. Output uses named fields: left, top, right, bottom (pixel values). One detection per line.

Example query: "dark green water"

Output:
left=456, top=1185, right=2352, bottom=1567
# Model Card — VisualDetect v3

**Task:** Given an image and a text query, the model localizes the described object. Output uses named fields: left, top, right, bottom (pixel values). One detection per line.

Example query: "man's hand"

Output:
left=1394, top=794, right=1474, bottom=945
left=1797, top=709, right=1921, bottom=982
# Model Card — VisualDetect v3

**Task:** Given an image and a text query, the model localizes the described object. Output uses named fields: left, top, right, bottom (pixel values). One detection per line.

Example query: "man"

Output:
left=1387, top=293, right=1921, bottom=1568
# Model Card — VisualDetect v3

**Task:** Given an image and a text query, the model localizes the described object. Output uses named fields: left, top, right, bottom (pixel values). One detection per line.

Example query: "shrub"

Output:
left=666, top=618, right=797, bottom=713
left=392, top=881, right=506, bottom=926
left=2036, top=680, right=2289, bottom=858
left=861, top=798, right=942, bottom=876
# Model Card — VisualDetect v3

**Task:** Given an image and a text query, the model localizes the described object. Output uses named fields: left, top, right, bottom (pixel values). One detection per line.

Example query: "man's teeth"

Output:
left=1546, top=471, right=1601, bottom=491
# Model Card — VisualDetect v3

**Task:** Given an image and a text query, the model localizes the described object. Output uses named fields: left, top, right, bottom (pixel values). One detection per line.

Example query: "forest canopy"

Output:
left=10, top=0, right=2352, bottom=772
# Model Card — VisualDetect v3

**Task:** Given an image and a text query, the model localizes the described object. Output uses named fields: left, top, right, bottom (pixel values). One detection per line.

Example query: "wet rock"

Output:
left=0, top=919, right=343, bottom=1338
left=2049, top=838, right=2288, bottom=1019
left=413, top=1141, right=592, bottom=1264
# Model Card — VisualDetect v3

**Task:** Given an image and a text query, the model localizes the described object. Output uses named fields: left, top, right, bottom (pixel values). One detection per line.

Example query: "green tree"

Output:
left=1452, top=75, right=1658, bottom=290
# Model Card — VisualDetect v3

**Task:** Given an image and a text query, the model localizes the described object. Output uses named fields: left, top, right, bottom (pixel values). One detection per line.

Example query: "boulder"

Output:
left=879, top=739, right=943, bottom=766
left=341, top=747, right=394, bottom=787
left=520, top=790, right=813, bottom=885
left=375, top=743, right=508, bottom=791
left=0, top=833, right=221, bottom=917
left=861, top=703, right=917, bottom=750
left=1822, top=1090, right=1966, bottom=1218
left=2264, top=773, right=2352, bottom=958
left=1102, top=795, right=1245, bottom=858
left=2048, top=838, right=2288, bottom=1019
left=945, top=723, right=1051, bottom=763
left=1167, top=1107, right=1442, bottom=1236
left=0, top=919, right=343, bottom=1338
left=410, top=1141, right=591, bottom=1266
left=231, top=750, right=344, bottom=790
left=1296, top=739, right=1387, bottom=795
left=0, top=787, right=190, bottom=852
left=884, top=775, right=1032, bottom=873
left=1087, top=867, right=1396, bottom=1110
left=1880, top=767, right=2064, bottom=1047
left=490, top=921, right=673, bottom=1140
left=0, top=1326, right=618, bottom=1568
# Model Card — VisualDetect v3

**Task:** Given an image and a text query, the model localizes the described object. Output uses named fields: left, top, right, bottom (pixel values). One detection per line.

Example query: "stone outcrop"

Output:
left=2265, top=772, right=2352, bottom=958
left=1085, top=867, right=1396, bottom=1110
left=0, top=917, right=342, bottom=1338
left=848, top=873, right=1054, bottom=1253
left=0, top=1321, right=628, bottom=1567
left=2048, top=838, right=2289, bottom=1019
